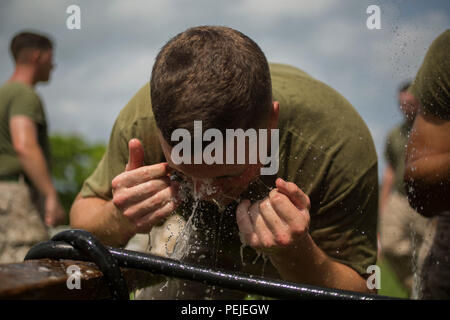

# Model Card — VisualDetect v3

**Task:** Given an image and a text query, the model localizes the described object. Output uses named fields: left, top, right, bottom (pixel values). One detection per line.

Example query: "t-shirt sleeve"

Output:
left=309, top=164, right=378, bottom=276
left=410, top=29, right=450, bottom=120
left=81, top=117, right=128, bottom=200
left=9, top=88, right=45, bottom=124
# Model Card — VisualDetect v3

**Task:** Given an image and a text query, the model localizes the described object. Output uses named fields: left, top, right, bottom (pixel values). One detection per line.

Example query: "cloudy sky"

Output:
left=0, top=0, right=449, bottom=176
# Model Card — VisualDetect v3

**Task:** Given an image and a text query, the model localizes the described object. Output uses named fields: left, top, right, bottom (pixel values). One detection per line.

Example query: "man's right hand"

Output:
left=45, top=192, right=66, bottom=227
left=111, top=138, right=180, bottom=234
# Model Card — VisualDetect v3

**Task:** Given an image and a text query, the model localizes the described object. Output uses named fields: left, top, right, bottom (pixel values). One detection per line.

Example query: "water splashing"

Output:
left=170, top=199, right=200, bottom=260
left=410, top=220, right=425, bottom=299
left=240, top=243, right=246, bottom=266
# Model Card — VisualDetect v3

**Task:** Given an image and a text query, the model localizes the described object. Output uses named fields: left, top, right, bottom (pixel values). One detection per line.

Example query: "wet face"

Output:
left=398, top=90, right=419, bottom=122
left=159, top=132, right=263, bottom=205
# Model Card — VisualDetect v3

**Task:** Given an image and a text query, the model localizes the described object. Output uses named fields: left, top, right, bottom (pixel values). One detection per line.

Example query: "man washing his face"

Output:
left=70, top=26, right=378, bottom=299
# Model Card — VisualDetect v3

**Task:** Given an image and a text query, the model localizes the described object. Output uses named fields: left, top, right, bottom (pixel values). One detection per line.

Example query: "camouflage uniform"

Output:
left=0, top=177, right=49, bottom=264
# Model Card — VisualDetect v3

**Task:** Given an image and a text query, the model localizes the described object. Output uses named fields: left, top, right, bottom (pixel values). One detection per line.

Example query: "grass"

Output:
left=377, top=257, right=409, bottom=298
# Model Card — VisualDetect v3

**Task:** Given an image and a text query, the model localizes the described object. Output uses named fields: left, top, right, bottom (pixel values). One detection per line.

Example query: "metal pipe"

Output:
left=26, top=230, right=129, bottom=300
left=25, top=230, right=396, bottom=300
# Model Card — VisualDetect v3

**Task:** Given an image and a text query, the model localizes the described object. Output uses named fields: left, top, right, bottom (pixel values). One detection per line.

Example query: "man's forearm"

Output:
left=17, top=144, right=56, bottom=197
left=70, top=194, right=136, bottom=247
left=269, top=234, right=371, bottom=293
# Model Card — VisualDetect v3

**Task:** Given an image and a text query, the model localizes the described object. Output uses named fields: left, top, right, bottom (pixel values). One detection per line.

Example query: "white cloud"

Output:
left=312, top=19, right=362, bottom=58
left=235, top=0, right=338, bottom=19
left=105, top=0, right=173, bottom=22
left=65, top=49, right=156, bottom=95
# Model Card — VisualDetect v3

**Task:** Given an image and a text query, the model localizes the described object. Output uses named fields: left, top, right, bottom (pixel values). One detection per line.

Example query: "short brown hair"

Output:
left=10, top=31, right=53, bottom=62
left=151, top=26, right=272, bottom=145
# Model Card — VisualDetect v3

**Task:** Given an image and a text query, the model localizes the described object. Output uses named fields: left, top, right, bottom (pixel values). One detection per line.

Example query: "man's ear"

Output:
left=268, top=101, right=280, bottom=129
left=29, top=49, right=42, bottom=63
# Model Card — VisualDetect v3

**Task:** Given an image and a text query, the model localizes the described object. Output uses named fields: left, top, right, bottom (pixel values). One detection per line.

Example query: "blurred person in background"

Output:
left=405, top=29, right=450, bottom=299
left=0, top=31, right=65, bottom=264
left=378, top=81, right=435, bottom=298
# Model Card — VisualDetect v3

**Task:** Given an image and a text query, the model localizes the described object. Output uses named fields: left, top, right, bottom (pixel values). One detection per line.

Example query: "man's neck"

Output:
left=8, top=65, right=38, bottom=87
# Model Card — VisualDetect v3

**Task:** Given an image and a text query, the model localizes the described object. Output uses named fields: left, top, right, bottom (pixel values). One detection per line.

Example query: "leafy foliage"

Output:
left=50, top=134, right=106, bottom=213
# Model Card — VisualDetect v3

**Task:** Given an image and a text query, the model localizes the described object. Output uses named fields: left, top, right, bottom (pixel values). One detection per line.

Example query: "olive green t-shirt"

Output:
left=410, top=29, right=450, bottom=119
left=81, top=63, right=378, bottom=280
left=0, top=82, right=50, bottom=178
left=384, top=121, right=412, bottom=196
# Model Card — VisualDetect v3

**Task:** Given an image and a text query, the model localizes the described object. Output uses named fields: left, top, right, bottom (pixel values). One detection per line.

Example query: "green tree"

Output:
left=49, top=134, right=106, bottom=216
